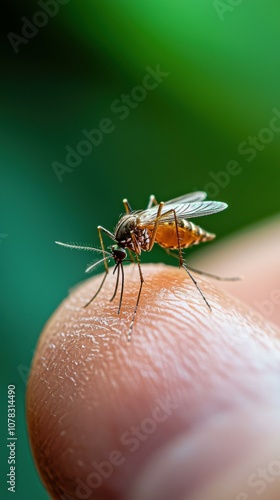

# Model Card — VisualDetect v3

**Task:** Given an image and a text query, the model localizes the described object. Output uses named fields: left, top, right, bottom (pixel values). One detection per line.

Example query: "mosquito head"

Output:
left=111, top=245, right=127, bottom=263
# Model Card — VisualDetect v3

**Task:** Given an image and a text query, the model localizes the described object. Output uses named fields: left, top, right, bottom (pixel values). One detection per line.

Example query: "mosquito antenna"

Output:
left=55, top=241, right=112, bottom=256
left=185, top=265, right=242, bottom=281
left=182, top=264, right=212, bottom=311
left=165, top=249, right=241, bottom=281
left=127, top=256, right=144, bottom=342
left=118, top=263, right=125, bottom=315
left=85, top=255, right=111, bottom=274
left=110, top=264, right=120, bottom=302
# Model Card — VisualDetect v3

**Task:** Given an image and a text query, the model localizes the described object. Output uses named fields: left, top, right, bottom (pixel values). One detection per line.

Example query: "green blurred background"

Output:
left=1, top=1, right=280, bottom=498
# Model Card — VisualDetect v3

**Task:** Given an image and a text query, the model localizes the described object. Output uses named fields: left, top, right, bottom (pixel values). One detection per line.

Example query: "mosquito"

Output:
left=56, top=192, right=240, bottom=340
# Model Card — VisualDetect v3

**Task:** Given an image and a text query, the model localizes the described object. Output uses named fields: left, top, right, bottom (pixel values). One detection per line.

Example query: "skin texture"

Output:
left=27, top=218, right=280, bottom=500
left=191, top=215, right=280, bottom=327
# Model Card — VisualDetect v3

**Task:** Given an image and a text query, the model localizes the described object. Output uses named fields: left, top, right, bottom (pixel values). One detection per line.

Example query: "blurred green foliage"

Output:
left=1, top=1, right=280, bottom=498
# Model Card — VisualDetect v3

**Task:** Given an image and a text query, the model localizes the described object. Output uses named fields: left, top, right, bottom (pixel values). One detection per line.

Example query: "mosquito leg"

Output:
left=127, top=254, right=144, bottom=342
left=83, top=272, right=108, bottom=307
left=123, top=198, right=133, bottom=214
left=151, top=209, right=183, bottom=266
left=146, top=194, right=159, bottom=209
left=83, top=225, right=115, bottom=308
left=183, top=263, right=212, bottom=311
left=126, top=193, right=158, bottom=213
left=131, top=232, right=141, bottom=255
left=109, top=264, right=120, bottom=302
left=165, top=248, right=179, bottom=260
left=148, top=206, right=183, bottom=267
left=127, top=250, right=137, bottom=280
left=148, top=202, right=164, bottom=251
left=185, top=265, right=241, bottom=281
left=97, top=225, right=117, bottom=274
left=165, top=251, right=241, bottom=281
left=128, top=249, right=135, bottom=263
left=169, top=208, right=183, bottom=268
left=165, top=248, right=184, bottom=266
left=118, top=263, right=125, bottom=315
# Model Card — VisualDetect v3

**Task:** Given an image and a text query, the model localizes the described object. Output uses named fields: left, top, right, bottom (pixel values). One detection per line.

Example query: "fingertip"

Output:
left=27, top=263, right=280, bottom=499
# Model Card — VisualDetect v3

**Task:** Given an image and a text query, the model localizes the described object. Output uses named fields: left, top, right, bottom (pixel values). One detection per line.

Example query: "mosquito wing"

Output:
left=138, top=201, right=228, bottom=225
left=163, top=191, right=207, bottom=204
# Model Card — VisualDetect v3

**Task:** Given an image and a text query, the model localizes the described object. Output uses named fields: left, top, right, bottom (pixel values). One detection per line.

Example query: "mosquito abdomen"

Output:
left=153, top=220, right=215, bottom=249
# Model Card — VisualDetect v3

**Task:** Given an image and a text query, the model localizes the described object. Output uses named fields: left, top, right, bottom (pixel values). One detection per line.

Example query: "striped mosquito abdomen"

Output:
left=151, top=219, right=215, bottom=249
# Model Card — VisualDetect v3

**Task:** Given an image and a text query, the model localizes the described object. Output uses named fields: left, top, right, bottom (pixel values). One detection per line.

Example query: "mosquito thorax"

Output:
left=115, top=213, right=151, bottom=252
left=115, top=215, right=136, bottom=238
left=111, top=245, right=127, bottom=262
left=114, top=214, right=137, bottom=249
